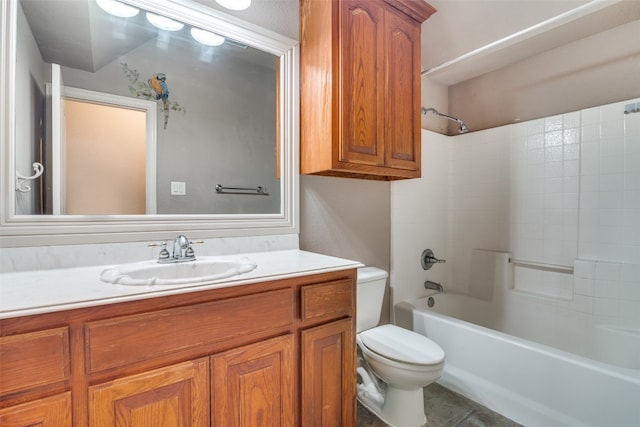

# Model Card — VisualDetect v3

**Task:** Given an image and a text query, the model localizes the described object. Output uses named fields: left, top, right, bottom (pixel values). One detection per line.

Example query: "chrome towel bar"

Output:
left=215, top=184, right=269, bottom=195
left=509, top=258, right=573, bottom=274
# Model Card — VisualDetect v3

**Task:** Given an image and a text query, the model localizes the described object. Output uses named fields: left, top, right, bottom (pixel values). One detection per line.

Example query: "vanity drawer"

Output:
left=0, top=327, right=71, bottom=396
left=301, top=279, right=354, bottom=324
left=85, top=288, right=294, bottom=373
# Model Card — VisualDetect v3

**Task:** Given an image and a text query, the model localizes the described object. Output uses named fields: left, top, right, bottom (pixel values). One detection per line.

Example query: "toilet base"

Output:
left=358, top=384, right=427, bottom=427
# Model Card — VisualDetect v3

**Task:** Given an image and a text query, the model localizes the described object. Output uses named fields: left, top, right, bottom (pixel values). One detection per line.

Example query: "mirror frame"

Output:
left=0, top=0, right=299, bottom=247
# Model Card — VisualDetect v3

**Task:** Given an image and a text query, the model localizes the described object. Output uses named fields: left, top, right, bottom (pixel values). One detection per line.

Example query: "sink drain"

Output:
left=427, top=297, right=435, bottom=308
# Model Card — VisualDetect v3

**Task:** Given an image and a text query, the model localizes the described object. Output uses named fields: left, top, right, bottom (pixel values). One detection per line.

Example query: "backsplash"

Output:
left=0, top=234, right=299, bottom=273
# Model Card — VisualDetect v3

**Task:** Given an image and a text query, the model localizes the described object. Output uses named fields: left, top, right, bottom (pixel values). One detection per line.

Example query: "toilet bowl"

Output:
left=357, top=267, right=445, bottom=427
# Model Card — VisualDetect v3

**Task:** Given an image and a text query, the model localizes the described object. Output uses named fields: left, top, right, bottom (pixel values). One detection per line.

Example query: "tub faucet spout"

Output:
left=424, top=280, right=443, bottom=292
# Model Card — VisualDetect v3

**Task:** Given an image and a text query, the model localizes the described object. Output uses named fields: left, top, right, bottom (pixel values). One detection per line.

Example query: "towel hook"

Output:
left=16, top=162, right=44, bottom=193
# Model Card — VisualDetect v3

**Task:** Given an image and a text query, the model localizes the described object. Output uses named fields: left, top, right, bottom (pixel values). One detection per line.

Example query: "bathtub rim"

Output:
left=397, top=296, right=640, bottom=382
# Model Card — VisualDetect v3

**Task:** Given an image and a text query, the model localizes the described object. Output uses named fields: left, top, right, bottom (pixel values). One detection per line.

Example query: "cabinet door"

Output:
left=88, top=358, right=209, bottom=427
left=0, top=392, right=72, bottom=427
left=384, top=6, right=421, bottom=173
left=211, top=334, right=294, bottom=427
left=340, top=0, right=385, bottom=167
left=301, top=318, right=355, bottom=427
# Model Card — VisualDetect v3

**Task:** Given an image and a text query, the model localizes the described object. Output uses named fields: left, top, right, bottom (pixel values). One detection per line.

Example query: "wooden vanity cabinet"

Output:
left=300, top=278, right=356, bottom=426
left=0, top=269, right=357, bottom=427
left=300, top=0, right=436, bottom=180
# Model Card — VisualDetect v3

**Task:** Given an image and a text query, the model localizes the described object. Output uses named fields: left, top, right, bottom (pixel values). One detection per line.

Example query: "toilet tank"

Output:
left=356, top=267, right=388, bottom=333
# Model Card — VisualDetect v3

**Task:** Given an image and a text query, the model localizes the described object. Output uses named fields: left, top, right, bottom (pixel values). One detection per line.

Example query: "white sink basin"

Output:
left=100, top=256, right=257, bottom=286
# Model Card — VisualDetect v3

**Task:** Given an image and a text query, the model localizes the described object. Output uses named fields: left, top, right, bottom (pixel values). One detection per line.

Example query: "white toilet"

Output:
left=356, top=267, right=445, bottom=427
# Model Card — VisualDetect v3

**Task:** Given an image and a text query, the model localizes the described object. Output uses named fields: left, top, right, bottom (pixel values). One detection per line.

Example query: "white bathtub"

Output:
left=395, top=294, right=640, bottom=427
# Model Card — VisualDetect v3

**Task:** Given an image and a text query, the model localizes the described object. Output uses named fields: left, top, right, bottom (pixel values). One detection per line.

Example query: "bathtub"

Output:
left=395, top=294, right=640, bottom=427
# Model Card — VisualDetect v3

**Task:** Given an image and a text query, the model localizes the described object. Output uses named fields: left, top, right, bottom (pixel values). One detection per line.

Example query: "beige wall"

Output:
left=447, top=20, right=640, bottom=134
left=299, top=175, right=391, bottom=322
left=65, top=100, right=146, bottom=214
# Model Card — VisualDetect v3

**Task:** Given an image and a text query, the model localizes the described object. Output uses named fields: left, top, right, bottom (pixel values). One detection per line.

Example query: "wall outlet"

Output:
left=171, top=181, right=186, bottom=195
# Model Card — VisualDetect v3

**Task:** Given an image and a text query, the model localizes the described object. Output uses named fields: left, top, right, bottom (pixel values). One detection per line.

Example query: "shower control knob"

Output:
left=421, top=249, right=446, bottom=270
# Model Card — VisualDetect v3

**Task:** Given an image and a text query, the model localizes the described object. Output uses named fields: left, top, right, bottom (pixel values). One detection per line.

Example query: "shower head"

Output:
left=421, top=107, right=469, bottom=134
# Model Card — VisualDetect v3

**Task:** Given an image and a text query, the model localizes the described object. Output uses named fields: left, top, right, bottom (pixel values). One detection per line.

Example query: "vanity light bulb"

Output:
left=190, top=28, right=225, bottom=46
left=96, top=0, right=139, bottom=18
left=215, top=0, right=251, bottom=11
left=145, top=12, right=185, bottom=32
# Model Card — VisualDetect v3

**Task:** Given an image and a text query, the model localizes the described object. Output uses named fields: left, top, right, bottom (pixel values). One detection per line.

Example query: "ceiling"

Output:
left=20, top=0, right=640, bottom=86
left=198, top=0, right=640, bottom=85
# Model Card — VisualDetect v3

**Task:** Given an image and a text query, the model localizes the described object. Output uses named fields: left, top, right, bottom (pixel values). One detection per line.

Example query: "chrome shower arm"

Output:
left=421, top=107, right=469, bottom=134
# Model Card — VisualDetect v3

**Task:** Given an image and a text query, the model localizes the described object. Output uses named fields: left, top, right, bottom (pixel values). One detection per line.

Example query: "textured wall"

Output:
left=299, top=175, right=391, bottom=322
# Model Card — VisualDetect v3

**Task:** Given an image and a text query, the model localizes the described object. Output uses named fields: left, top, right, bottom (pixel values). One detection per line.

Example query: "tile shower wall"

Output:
left=391, top=98, right=640, bottom=331
left=509, top=111, right=581, bottom=299
left=572, top=100, right=640, bottom=329
left=509, top=99, right=638, bottom=328
left=391, top=130, right=452, bottom=307
left=510, top=111, right=581, bottom=268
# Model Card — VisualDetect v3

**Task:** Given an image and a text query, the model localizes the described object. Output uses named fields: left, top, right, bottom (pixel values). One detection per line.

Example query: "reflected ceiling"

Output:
left=20, top=0, right=275, bottom=73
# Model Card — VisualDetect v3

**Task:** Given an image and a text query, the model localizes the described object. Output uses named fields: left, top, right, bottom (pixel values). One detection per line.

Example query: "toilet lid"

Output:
left=359, top=324, right=445, bottom=365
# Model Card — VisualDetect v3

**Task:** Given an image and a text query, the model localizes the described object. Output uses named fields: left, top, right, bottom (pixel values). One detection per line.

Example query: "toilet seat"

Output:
left=359, top=324, right=444, bottom=366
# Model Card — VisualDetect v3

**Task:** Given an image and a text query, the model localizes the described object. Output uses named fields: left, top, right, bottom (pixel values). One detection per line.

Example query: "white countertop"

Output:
left=0, top=250, right=363, bottom=319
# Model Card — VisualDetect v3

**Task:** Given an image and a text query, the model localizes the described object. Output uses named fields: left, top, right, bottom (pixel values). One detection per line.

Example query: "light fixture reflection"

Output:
left=96, top=0, right=139, bottom=18
left=215, top=0, right=251, bottom=11
left=146, top=12, right=184, bottom=31
left=190, top=28, right=225, bottom=46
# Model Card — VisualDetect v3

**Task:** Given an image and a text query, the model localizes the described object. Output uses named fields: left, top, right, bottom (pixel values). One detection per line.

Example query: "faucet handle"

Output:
left=421, top=249, right=446, bottom=270
left=184, top=244, right=196, bottom=259
left=158, top=242, right=170, bottom=261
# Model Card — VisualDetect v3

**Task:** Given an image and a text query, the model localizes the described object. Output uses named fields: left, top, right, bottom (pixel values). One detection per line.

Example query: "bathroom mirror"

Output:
left=0, top=0, right=299, bottom=246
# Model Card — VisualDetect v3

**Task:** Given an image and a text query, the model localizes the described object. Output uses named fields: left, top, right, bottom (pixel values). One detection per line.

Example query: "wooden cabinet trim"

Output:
left=383, top=0, right=437, bottom=22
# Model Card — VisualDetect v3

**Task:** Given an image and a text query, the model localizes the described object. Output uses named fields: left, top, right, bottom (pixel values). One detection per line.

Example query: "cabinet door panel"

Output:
left=212, top=334, right=294, bottom=427
left=88, top=358, right=209, bottom=427
left=0, top=392, right=72, bottom=427
left=340, top=0, right=385, bottom=165
left=0, top=327, right=70, bottom=396
left=385, top=7, right=421, bottom=171
left=301, top=318, right=355, bottom=427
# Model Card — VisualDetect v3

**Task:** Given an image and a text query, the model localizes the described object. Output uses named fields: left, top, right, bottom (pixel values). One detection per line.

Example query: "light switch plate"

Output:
left=171, top=181, right=186, bottom=195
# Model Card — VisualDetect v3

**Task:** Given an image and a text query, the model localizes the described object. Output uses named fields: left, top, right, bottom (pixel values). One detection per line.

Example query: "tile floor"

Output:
left=357, top=383, right=523, bottom=427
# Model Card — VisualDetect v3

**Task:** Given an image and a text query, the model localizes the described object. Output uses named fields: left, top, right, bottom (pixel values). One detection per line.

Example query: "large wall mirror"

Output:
left=1, top=0, right=299, bottom=246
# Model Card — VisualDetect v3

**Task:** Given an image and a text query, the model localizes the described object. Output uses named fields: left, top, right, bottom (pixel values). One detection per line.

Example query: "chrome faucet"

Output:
left=157, top=235, right=196, bottom=263
left=173, top=234, right=190, bottom=259
left=424, top=280, right=444, bottom=292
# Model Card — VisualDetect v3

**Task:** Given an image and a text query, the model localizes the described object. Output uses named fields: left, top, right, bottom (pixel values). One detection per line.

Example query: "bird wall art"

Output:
left=121, top=63, right=186, bottom=129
